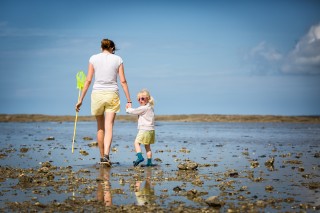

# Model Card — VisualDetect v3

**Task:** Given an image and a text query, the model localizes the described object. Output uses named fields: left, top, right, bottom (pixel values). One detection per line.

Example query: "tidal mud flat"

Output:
left=0, top=121, right=319, bottom=212
left=1, top=113, right=320, bottom=123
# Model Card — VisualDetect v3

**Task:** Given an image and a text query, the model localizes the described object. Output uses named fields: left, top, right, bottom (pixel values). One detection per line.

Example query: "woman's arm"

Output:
left=75, top=63, right=94, bottom=112
left=118, top=63, right=132, bottom=108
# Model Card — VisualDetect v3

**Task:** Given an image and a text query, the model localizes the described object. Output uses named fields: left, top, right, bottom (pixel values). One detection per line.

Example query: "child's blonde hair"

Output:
left=137, top=89, right=154, bottom=107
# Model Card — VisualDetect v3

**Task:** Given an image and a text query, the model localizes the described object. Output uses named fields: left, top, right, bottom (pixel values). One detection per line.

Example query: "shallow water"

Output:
left=0, top=121, right=319, bottom=211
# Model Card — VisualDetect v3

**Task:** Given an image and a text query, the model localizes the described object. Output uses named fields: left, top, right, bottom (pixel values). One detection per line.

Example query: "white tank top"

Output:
left=89, top=52, right=123, bottom=91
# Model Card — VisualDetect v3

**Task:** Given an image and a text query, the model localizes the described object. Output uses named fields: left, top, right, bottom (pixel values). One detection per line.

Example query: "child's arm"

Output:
left=126, top=106, right=147, bottom=115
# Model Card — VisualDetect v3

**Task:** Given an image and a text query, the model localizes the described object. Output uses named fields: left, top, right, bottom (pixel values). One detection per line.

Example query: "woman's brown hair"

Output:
left=101, top=39, right=116, bottom=53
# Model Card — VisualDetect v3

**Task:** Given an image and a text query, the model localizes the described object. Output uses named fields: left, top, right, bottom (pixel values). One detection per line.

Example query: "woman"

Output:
left=75, top=38, right=132, bottom=166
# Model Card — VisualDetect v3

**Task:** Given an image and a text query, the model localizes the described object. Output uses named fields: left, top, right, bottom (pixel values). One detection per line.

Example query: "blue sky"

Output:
left=1, top=0, right=320, bottom=116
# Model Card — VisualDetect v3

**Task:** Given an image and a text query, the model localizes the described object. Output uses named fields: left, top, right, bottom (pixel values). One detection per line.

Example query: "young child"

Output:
left=126, top=89, right=155, bottom=167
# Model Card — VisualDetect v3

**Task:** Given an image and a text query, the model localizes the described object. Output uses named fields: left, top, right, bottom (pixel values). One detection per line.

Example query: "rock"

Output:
left=83, top=136, right=93, bottom=140
left=46, top=136, right=55, bottom=140
left=264, top=157, right=274, bottom=167
left=265, top=185, right=274, bottom=191
left=304, top=182, right=320, bottom=189
left=238, top=195, right=246, bottom=200
left=250, top=161, right=259, bottom=168
left=18, top=174, right=32, bottom=182
left=187, top=189, right=198, bottom=197
left=192, top=178, right=203, bottom=186
left=178, top=162, right=198, bottom=170
left=34, top=202, right=46, bottom=208
left=41, top=161, right=52, bottom=168
left=283, top=160, right=302, bottom=165
left=314, top=153, right=320, bottom=158
left=154, top=158, right=162, bottom=162
left=256, top=200, right=266, bottom=207
left=46, top=173, right=55, bottom=180
left=179, top=148, right=190, bottom=153
left=79, top=150, right=89, bottom=156
left=225, top=170, right=239, bottom=178
left=96, top=178, right=103, bottom=182
left=119, top=178, right=125, bottom=185
left=285, top=197, right=295, bottom=203
left=240, top=186, right=248, bottom=191
left=205, top=196, right=223, bottom=207
left=193, top=197, right=204, bottom=203
left=242, top=151, right=249, bottom=156
left=88, top=142, right=98, bottom=147
left=38, top=167, right=50, bottom=173
left=173, top=186, right=182, bottom=192
left=302, top=174, right=312, bottom=179
left=20, top=148, right=29, bottom=153
left=253, top=177, right=263, bottom=182
left=295, top=153, right=303, bottom=158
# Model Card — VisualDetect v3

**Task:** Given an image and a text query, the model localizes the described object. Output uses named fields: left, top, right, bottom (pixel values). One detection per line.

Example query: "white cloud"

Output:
left=245, top=41, right=283, bottom=74
left=282, top=23, right=320, bottom=74
left=247, top=23, right=320, bottom=75
left=250, top=41, right=283, bottom=61
left=0, top=21, right=77, bottom=38
left=0, top=25, right=44, bottom=37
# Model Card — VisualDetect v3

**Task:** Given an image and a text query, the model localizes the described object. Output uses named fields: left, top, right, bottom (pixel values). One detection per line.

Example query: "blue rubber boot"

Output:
left=133, top=153, right=144, bottom=167
left=146, top=158, right=153, bottom=167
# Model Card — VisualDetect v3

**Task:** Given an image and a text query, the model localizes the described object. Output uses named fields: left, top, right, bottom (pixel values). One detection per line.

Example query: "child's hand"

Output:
left=126, top=102, right=132, bottom=109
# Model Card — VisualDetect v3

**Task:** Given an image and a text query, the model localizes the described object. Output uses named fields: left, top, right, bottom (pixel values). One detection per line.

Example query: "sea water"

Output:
left=0, top=121, right=319, bottom=210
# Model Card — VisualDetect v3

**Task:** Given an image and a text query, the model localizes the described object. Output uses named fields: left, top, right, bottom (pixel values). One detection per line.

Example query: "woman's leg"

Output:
left=104, top=112, right=116, bottom=156
left=96, top=115, right=105, bottom=158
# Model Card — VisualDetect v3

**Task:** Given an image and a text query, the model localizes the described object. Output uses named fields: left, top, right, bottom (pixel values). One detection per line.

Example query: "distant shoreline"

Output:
left=1, top=114, right=319, bottom=123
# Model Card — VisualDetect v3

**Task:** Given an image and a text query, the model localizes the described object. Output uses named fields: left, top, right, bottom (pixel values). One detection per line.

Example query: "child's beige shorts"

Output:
left=135, top=130, right=155, bottom=145
left=91, top=90, right=120, bottom=115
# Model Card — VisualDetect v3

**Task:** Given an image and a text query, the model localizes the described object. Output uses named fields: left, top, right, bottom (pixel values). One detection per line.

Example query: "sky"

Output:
left=0, top=0, right=320, bottom=116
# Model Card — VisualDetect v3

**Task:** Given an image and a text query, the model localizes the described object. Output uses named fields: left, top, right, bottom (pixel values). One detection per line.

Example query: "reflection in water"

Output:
left=97, top=165, right=112, bottom=206
left=135, top=168, right=155, bottom=205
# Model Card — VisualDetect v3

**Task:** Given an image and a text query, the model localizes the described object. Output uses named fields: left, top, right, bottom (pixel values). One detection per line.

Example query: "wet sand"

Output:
left=0, top=119, right=319, bottom=212
left=1, top=113, right=320, bottom=123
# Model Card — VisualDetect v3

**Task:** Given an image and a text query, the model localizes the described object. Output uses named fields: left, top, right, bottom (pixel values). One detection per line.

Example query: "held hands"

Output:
left=126, top=102, right=132, bottom=109
left=76, top=101, right=130, bottom=112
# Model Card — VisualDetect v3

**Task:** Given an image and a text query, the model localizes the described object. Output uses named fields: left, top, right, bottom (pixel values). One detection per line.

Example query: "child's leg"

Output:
left=133, top=140, right=144, bottom=166
left=145, top=144, right=152, bottom=159
left=134, top=140, right=142, bottom=153
left=145, top=144, right=153, bottom=166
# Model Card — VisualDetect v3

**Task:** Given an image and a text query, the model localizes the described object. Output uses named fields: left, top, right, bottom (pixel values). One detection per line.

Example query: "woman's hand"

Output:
left=75, top=101, right=82, bottom=112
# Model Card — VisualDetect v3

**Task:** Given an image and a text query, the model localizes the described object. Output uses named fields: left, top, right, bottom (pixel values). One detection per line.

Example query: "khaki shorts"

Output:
left=91, top=90, right=120, bottom=115
left=135, top=130, right=155, bottom=145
